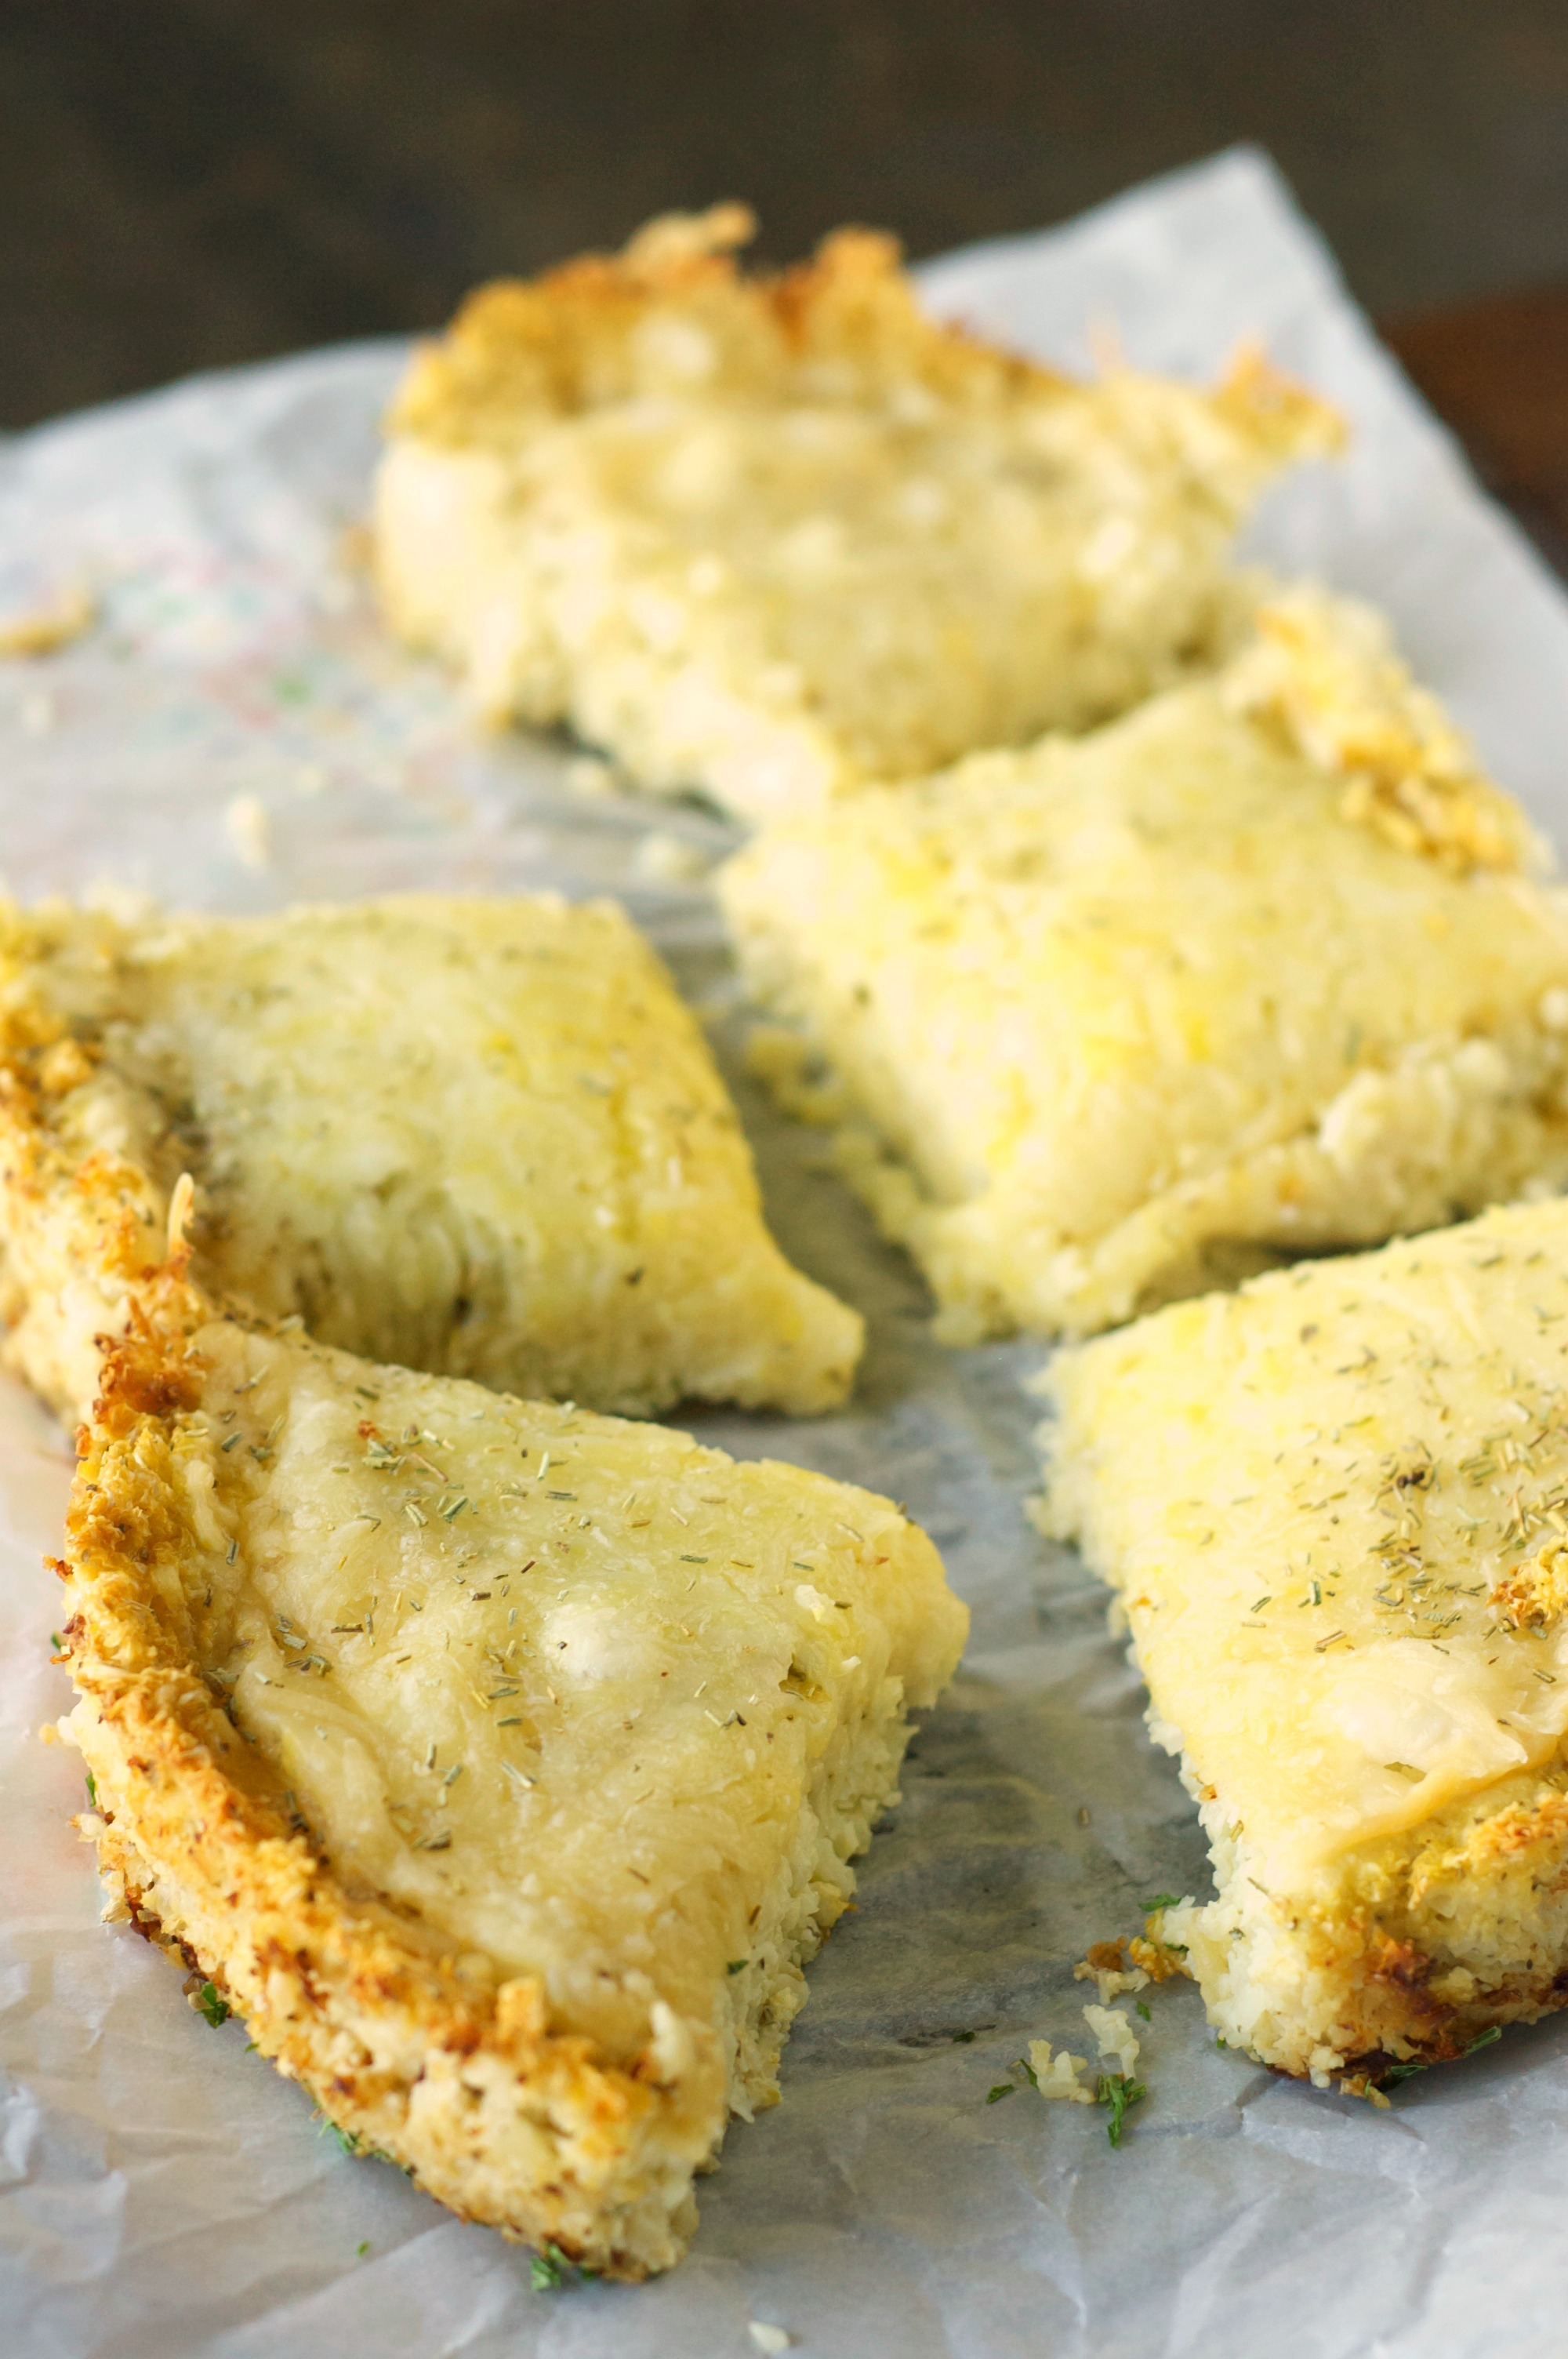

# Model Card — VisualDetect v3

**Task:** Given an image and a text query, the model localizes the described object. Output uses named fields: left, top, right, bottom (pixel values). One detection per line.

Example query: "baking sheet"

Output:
left=3, top=146, right=1568, bottom=2359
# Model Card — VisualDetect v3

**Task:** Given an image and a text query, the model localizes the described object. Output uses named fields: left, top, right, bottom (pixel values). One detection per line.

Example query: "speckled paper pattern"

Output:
left=4, top=149, right=1568, bottom=2359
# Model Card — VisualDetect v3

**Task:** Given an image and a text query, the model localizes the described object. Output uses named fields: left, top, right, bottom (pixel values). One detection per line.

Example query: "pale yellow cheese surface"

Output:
left=722, top=599, right=1568, bottom=1340
left=1042, top=1198, right=1568, bottom=1888
left=144, top=1318, right=965, bottom=2087
left=2, top=893, right=860, bottom=1416
left=376, top=213, right=1335, bottom=820
left=379, top=389, right=1274, bottom=822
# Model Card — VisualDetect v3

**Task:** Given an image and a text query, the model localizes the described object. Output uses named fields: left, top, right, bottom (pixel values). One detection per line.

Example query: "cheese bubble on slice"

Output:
left=61, top=1262, right=965, bottom=2277
left=722, top=589, right=1568, bottom=1342
left=1040, top=1196, right=1568, bottom=2086
left=375, top=205, right=1338, bottom=822
left=0, top=891, right=861, bottom=1421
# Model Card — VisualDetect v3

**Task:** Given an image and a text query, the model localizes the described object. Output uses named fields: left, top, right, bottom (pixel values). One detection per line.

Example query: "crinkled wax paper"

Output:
left=4, top=148, right=1568, bottom=2359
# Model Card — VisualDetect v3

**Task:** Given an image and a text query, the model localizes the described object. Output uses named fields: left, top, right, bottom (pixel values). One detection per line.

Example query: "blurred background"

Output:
left=3, top=0, right=1566, bottom=560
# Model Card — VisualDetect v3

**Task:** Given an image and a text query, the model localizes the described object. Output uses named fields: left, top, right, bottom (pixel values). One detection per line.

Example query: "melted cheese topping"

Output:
left=377, top=216, right=1335, bottom=819
left=380, top=387, right=1269, bottom=810
left=5, top=894, right=860, bottom=1416
left=173, top=1320, right=964, bottom=2066
left=723, top=600, right=1568, bottom=1340
left=1042, top=1198, right=1568, bottom=1885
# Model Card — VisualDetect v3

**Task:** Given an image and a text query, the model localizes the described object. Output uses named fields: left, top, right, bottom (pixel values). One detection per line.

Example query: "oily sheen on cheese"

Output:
left=722, top=591, right=1568, bottom=1342
left=0, top=892, right=860, bottom=1422
left=375, top=204, right=1338, bottom=821
left=1040, top=1198, right=1568, bottom=2087
left=60, top=1259, right=965, bottom=2277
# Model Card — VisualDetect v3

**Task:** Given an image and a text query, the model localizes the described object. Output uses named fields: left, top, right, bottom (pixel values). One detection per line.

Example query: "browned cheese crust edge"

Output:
left=0, top=949, right=165, bottom=1419
left=387, top=199, right=1336, bottom=457
left=58, top=1265, right=723, bottom=2279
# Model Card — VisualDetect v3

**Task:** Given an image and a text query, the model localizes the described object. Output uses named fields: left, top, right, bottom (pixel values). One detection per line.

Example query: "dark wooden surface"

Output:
left=1, top=2, right=1565, bottom=571
left=1385, top=289, right=1568, bottom=572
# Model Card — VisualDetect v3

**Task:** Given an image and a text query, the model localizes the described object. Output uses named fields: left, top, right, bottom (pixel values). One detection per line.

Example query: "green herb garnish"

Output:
left=726, top=1959, right=747, bottom=1974
left=1135, top=2000, right=1151, bottom=2023
left=195, top=1981, right=230, bottom=2029
left=529, top=2239, right=597, bottom=2292
left=1142, top=1894, right=1181, bottom=1913
left=356, top=2240, right=371, bottom=2258
left=985, top=2082, right=1016, bottom=2103
left=1379, top=2023, right=1504, bottom=2095
left=84, top=1771, right=96, bottom=1806
left=1096, top=2072, right=1147, bottom=2146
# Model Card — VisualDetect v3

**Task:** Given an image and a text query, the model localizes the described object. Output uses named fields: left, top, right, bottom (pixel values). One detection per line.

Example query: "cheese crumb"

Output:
left=1127, top=1931, right=1189, bottom=1983
left=1025, top=2038, right=1094, bottom=2103
left=564, top=754, right=620, bottom=797
left=225, top=795, right=273, bottom=871
left=1308, top=2043, right=1345, bottom=2089
left=0, top=587, right=95, bottom=658
left=1073, top=1937, right=1151, bottom=2005
left=794, top=1583, right=836, bottom=1621
left=633, top=831, right=709, bottom=883
left=749, top=2327, right=792, bottom=2355
left=1083, top=2005, right=1141, bottom=2077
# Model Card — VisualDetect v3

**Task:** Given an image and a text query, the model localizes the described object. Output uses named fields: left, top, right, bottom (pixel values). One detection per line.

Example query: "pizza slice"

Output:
left=1040, top=1196, right=1568, bottom=2091
left=723, top=589, right=1568, bottom=1342
left=0, top=891, right=861, bottom=1423
left=376, top=204, right=1338, bottom=821
left=59, top=1243, right=964, bottom=2276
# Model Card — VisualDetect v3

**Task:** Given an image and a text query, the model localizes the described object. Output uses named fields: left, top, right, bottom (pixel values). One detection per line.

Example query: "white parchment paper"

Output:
left=3, top=147, right=1568, bottom=2359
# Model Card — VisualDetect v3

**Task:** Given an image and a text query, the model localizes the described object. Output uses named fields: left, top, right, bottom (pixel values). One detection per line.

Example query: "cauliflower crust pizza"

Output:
left=0, top=892, right=861, bottom=1424
left=56, top=1238, right=964, bottom=2277
left=376, top=204, right=1338, bottom=821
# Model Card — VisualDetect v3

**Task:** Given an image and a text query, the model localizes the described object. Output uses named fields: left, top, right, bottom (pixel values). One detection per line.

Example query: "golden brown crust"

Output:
left=1491, top=1542, right=1568, bottom=1632
left=0, top=936, right=167, bottom=1418
left=1226, top=587, right=1534, bottom=875
left=62, top=1272, right=722, bottom=2277
left=1322, top=1785, right=1568, bottom=2084
left=1146, top=1776, right=1568, bottom=2100
left=390, top=209, right=1345, bottom=461
left=1175, top=1760, right=1568, bottom=2095
left=387, top=205, right=1064, bottom=449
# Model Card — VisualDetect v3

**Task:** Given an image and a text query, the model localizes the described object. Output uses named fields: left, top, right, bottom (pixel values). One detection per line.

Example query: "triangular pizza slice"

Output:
left=59, top=1247, right=964, bottom=2275
left=1041, top=1196, right=1568, bottom=2092
left=0, top=890, right=861, bottom=1424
